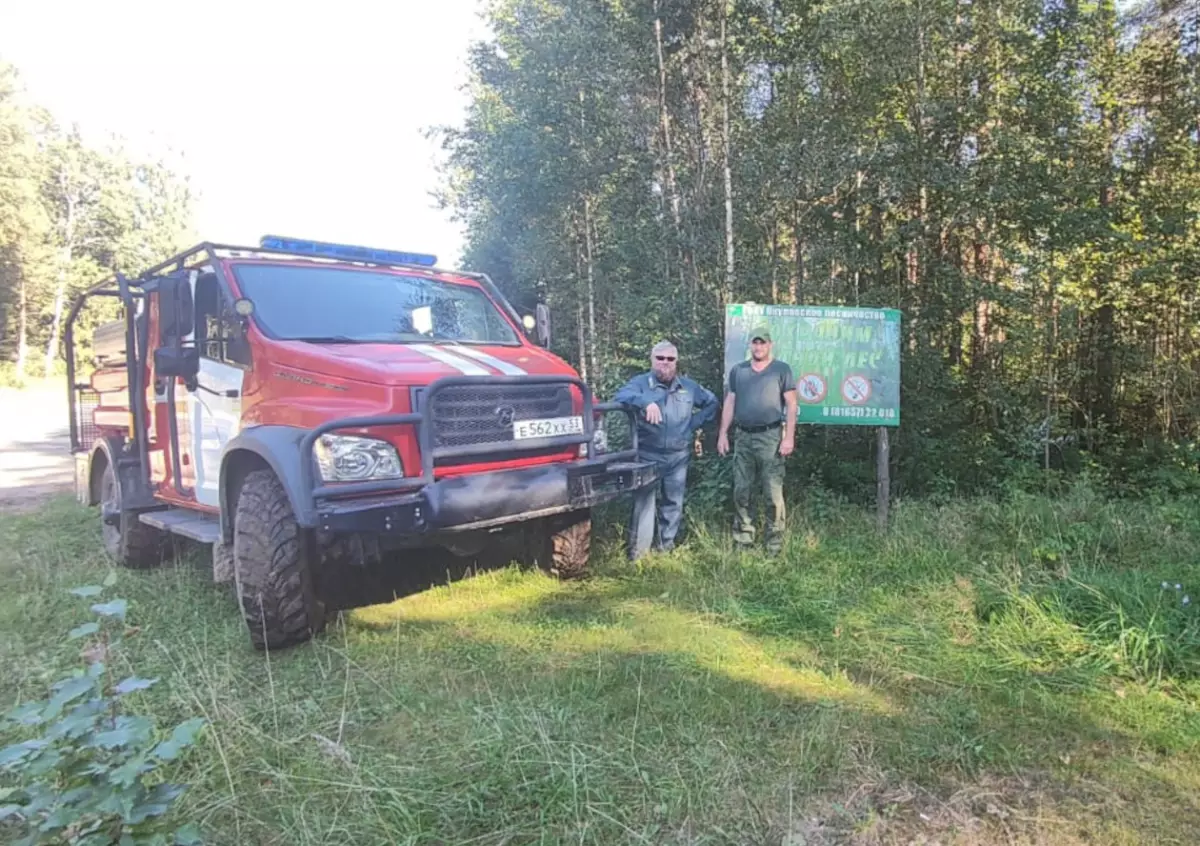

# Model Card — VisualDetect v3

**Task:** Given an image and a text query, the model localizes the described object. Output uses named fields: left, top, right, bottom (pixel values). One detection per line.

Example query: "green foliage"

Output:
left=0, top=58, right=193, bottom=379
left=0, top=580, right=204, bottom=846
left=436, top=0, right=1200, bottom=501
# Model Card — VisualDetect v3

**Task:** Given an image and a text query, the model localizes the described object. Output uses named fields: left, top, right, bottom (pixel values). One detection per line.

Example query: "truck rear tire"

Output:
left=232, top=469, right=325, bottom=650
left=98, top=461, right=165, bottom=569
left=548, top=510, right=591, bottom=579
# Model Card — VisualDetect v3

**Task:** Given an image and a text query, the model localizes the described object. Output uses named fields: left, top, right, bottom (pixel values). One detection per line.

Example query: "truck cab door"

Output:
left=184, top=272, right=249, bottom=508
left=151, top=269, right=248, bottom=506
left=150, top=271, right=197, bottom=498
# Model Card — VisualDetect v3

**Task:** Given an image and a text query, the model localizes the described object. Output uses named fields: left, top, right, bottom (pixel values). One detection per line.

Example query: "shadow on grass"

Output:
left=336, top=521, right=1200, bottom=841
left=340, top=579, right=1200, bottom=843
left=315, top=526, right=537, bottom=613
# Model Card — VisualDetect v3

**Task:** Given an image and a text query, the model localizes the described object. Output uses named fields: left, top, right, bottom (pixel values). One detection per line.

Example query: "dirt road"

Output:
left=0, top=382, right=74, bottom=514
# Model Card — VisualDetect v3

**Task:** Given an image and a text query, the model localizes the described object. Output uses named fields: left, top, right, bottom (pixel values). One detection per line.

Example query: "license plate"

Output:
left=513, top=415, right=584, bottom=440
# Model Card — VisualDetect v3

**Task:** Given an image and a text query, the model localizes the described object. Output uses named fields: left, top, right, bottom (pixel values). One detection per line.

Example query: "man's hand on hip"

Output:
left=644, top=404, right=663, bottom=425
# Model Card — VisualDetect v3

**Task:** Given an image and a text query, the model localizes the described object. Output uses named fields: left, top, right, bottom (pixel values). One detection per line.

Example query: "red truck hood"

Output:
left=268, top=340, right=574, bottom=386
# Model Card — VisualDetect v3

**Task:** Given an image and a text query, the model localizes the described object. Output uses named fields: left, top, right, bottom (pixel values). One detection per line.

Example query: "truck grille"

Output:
left=425, top=384, right=574, bottom=449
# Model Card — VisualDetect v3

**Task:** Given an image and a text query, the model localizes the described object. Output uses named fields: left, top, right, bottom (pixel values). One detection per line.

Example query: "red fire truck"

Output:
left=65, top=236, right=656, bottom=651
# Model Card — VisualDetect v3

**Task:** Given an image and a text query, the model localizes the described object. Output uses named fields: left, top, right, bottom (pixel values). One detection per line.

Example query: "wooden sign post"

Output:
left=876, top=426, right=890, bottom=532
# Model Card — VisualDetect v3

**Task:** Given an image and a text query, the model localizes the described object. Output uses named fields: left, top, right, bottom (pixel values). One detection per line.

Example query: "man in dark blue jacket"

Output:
left=613, top=340, right=719, bottom=558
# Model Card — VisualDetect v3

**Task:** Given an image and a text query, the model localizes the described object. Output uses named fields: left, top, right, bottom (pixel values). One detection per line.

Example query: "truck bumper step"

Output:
left=139, top=509, right=221, bottom=544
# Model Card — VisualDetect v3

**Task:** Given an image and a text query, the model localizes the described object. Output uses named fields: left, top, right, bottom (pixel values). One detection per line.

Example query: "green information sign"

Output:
left=724, top=304, right=902, bottom=427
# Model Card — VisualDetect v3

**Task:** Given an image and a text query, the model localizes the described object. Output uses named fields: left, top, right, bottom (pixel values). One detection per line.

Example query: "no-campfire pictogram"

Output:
left=797, top=373, right=827, bottom=404
left=841, top=374, right=872, bottom=405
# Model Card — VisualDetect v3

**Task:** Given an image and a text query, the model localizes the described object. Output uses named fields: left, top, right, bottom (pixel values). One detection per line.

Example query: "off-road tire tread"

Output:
left=549, top=512, right=591, bottom=579
left=101, top=463, right=166, bottom=570
left=212, top=541, right=235, bottom=584
left=233, top=469, right=324, bottom=650
left=116, top=512, right=167, bottom=569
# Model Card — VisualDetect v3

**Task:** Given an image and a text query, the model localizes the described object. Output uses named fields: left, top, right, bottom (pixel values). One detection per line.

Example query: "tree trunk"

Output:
left=945, top=233, right=963, bottom=367
left=654, top=6, right=692, bottom=304
left=1073, top=309, right=1090, bottom=437
left=582, top=195, right=600, bottom=384
left=688, top=13, right=714, bottom=325
left=1095, top=300, right=1116, bottom=425
left=1094, top=177, right=1117, bottom=430
left=1044, top=265, right=1059, bottom=471
left=1099, top=172, right=1113, bottom=432
left=654, top=9, right=682, bottom=232
left=1092, top=15, right=1121, bottom=438
left=44, top=247, right=71, bottom=377
left=790, top=200, right=806, bottom=304
left=853, top=167, right=864, bottom=305
left=910, top=0, right=928, bottom=351
left=575, top=245, right=588, bottom=383
left=44, top=186, right=76, bottom=377
left=720, top=0, right=735, bottom=304
left=694, top=16, right=713, bottom=198
left=971, top=236, right=991, bottom=371
left=769, top=222, right=779, bottom=303
left=15, top=271, right=28, bottom=379
left=577, top=299, right=588, bottom=384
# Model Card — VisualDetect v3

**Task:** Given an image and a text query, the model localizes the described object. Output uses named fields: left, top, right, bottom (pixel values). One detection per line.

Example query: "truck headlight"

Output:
left=314, top=435, right=403, bottom=482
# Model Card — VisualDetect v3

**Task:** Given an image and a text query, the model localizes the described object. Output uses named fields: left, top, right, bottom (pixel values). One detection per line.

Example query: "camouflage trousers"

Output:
left=732, top=426, right=787, bottom=554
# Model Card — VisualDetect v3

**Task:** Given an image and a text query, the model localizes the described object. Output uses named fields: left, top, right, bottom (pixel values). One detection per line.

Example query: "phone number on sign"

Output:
left=822, top=407, right=896, bottom=419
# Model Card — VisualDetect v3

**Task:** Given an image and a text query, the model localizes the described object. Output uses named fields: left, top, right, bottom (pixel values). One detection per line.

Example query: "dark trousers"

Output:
left=732, top=427, right=787, bottom=553
left=628, top=449, right=690, bottom=559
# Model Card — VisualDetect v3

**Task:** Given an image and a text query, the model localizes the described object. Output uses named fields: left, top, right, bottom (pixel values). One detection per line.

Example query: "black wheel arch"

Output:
left=219, top=426, right=316, bottom=544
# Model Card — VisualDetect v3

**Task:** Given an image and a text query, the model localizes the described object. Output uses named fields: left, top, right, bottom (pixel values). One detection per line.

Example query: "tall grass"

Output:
left=2, top=484, right=1200, bottom=844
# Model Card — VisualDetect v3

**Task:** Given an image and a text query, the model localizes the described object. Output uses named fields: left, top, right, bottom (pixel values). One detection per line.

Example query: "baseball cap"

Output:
left=750, top=325, right=772, bottom=342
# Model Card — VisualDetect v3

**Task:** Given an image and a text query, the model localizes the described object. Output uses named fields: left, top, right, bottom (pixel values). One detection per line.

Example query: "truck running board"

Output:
left=138, top=509, right=221, bottom=544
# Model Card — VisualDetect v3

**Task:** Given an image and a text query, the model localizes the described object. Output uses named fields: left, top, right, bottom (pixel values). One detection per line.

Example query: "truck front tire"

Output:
left=98, top=461, right=165, bottom=569
left=212, top=540, right=235, bottom=585
left=233, top=469, right=325, bottom=650
left=548, top=510, right=591, bottom=579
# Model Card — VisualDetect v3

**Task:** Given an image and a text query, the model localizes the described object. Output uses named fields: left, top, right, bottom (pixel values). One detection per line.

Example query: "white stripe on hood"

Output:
left=449, top=346, right=528, bottom=375
left=410, top=344, right=490, bottom=376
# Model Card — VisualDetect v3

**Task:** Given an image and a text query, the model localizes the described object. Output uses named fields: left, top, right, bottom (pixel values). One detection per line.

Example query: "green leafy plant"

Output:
left=0, top=577, right=205, bottom=845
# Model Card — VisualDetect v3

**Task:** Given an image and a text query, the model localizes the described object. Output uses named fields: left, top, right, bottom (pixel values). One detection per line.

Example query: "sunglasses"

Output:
left=655, top=355, right=676, bottom=362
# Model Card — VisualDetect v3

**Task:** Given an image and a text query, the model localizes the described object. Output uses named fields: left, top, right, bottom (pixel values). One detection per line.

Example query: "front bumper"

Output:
left=315, top=456, right=659, bottom=536
left=298, top=373, right=655, bottom=537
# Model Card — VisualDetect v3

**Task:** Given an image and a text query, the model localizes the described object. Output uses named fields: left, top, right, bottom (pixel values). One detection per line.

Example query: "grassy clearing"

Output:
left=3, top=486, right=1200, bottom=844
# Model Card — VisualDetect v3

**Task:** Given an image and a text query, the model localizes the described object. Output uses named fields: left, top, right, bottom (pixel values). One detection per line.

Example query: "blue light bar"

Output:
left=258, top=235, right=438, bottom=268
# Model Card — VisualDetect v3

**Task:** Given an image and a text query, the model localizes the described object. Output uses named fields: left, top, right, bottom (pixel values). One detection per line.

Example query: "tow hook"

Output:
left=101, top=506, right=121, bottom=526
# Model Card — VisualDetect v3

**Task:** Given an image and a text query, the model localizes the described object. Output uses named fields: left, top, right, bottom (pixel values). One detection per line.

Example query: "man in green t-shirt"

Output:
left=717, top=325, right=798, bottom=555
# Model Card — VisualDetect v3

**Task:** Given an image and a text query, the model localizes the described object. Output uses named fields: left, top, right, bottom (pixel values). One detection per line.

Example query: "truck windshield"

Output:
left=231, top=264, right=521, bottom=346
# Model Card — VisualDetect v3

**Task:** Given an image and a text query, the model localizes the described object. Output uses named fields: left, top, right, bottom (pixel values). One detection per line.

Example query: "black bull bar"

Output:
left=297, top=374, right=658, bottom=535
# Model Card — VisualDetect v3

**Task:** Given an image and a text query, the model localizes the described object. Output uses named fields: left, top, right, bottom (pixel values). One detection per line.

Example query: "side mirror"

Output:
left=157, top=271, right=194, bottom=343
left=535, top=303, right=551, bottom=348
left=153, top=346, right=199, bottom=381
